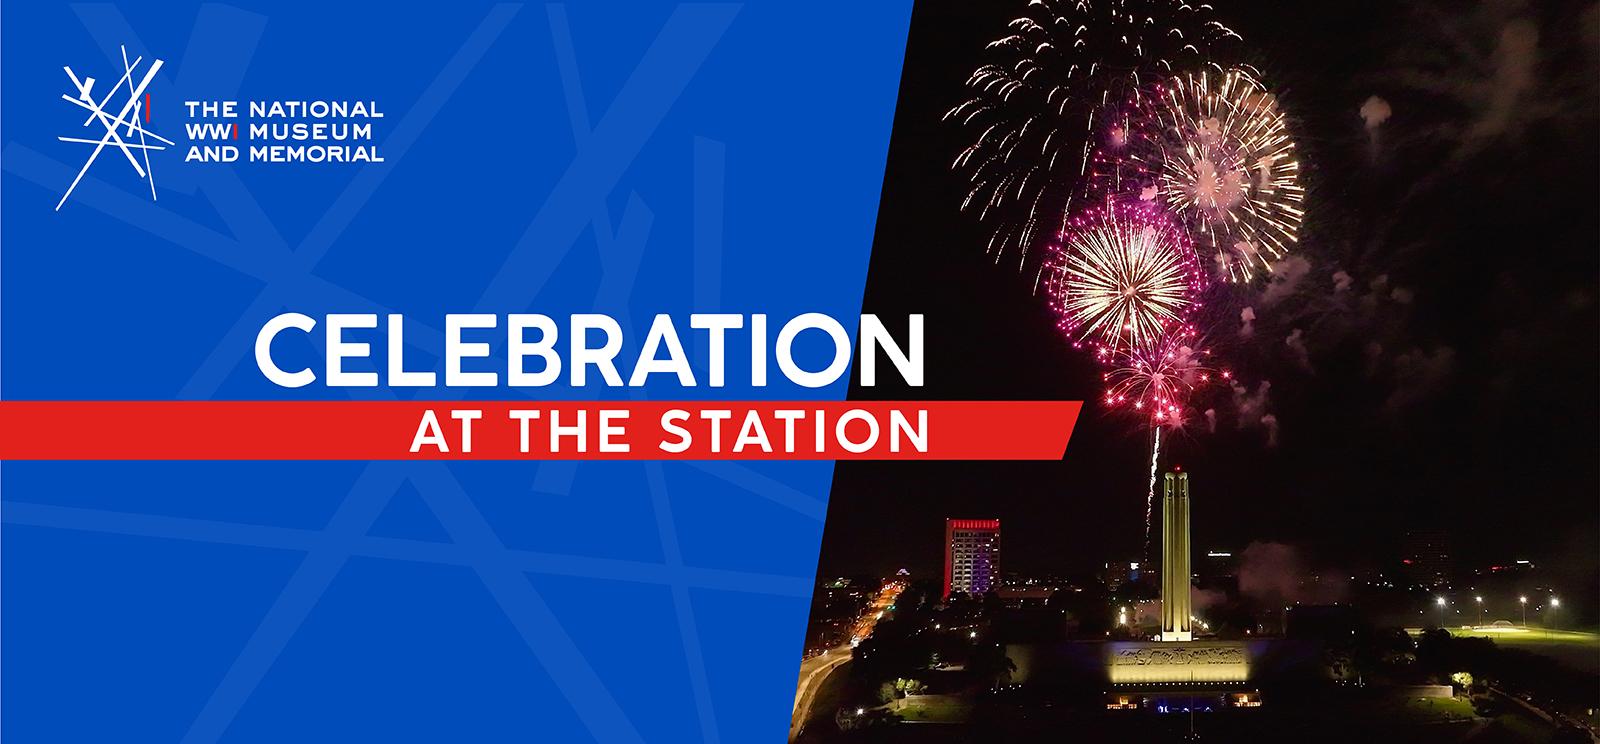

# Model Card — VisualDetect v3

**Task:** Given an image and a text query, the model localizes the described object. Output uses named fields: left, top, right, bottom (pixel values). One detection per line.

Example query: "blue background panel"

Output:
left=1, top=2, right=912, bottom=741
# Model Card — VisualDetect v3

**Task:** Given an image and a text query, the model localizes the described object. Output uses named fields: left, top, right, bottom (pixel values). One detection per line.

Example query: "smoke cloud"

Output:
left=1384, top=345, right=1457, bottom=413
left=1359, top=95, right=1392, bottom=131
left=1259, top=413, right=1280, bottom=447
left=1192, top=587, right=1228, bottom=611
left=1285, top=329, right=1314, bottom=373
left=1238, top=541, right=1348, bottom=606
left=1230, top=380, right=1277, bottom=445
left=1261, top=255, right=1312, bottom=306
left=1466, top=20, right=1539, bottom=146
left=1364, top=341, right=1385, bottom=377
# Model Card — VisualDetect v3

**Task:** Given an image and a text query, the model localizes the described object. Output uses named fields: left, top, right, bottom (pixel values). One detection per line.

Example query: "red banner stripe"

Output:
left=0, top=401, right=1080, bottom=461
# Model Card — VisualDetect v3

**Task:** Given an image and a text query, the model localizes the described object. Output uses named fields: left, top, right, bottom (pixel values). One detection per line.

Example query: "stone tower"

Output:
left=1160, top=471, right=1193, bottom=642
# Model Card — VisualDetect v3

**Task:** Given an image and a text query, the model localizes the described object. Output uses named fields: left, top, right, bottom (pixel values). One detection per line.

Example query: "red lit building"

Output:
left=943, top=518, right=1000, bottom=599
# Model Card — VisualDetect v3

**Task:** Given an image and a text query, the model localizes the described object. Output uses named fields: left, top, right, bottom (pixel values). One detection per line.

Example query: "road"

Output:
left=790, top=645, right=852, bottom=740
left=790, top=580, right=906, bottom=740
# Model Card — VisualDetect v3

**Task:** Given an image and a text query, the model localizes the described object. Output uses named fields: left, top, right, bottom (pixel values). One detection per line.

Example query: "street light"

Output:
left=1475, top=596, right=1484, bottom=628
left=1519, top=596, right=1528, bottom=627
left=1550, top=597, right=1560, bottom=630
left=1436, top=596, right=1447, bottom=628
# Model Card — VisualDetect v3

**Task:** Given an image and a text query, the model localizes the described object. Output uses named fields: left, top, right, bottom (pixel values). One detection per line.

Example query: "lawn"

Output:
left=1399, top=695, right=1477, bottom=722
left=1444, top=628, right=1599, bottom=675
left=1442, top=628, right=1598, bottom=644
left=894, top=695, right=972, bottom=723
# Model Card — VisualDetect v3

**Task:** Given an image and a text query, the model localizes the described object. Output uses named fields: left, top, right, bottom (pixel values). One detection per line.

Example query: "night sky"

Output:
left=815, top=0, right=1599, bottom=597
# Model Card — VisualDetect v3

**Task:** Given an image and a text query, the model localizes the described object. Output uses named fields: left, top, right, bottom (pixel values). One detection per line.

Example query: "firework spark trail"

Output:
left=1047, top=198, right=1211, bottom=555
left=947, top=0, right=1242, bottom=264
left=1144, top=424, right=1161, bottom=560
left=1096, top=334, right=1229, bottom=550
left=1113, top=68, right=1305, bottom=282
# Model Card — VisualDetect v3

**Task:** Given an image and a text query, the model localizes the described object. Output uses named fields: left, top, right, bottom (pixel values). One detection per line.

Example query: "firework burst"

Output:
left=1047, top=198, right=1206, bottom=353
left=946, top=0, right=1242, bottom=264
left=1093, top=329, right=1233, bottom=558
left=1114, top=68, right=1305, bottom=282
left=1096, top=330, right=1227, bottom=427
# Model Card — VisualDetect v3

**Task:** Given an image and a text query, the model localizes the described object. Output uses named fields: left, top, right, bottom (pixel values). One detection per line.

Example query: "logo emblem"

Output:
left=57, top=46, right=173, bottom=210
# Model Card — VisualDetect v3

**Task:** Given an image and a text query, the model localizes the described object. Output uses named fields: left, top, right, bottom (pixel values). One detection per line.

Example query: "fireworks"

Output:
left=1093, top=331, right=1232, bottom=557
left=1097, top=332, right=1226, bottom=427
left=949, top=0, right=1306, bottom=560
left=1117, top=68, right=1305, bottom=282
left=1047, top=198, right=1206, bottom=353
left=946, top=0, right=1242, bottom=263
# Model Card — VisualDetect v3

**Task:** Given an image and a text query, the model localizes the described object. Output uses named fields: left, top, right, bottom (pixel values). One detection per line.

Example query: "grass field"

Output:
left=1441, top=627, right=1599, bottom=644
left=1400, top=695, right=1477, bottom=722
left=1407, top=627, right=1600, bottom=675
left=894, top=695, right=972, bottom=723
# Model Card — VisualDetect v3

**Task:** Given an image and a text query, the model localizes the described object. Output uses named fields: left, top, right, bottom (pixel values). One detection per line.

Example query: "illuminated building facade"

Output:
left=943, top=518, right=1000, bottom=599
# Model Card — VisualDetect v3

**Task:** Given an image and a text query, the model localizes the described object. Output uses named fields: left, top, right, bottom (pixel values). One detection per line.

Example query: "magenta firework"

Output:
left=1096, top=329, right=1226, bottom=428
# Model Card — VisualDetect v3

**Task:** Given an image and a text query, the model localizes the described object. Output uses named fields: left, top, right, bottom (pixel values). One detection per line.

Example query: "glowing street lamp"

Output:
left=1475, top=596, right=1484, bottom=628
left=1550, top=597, right=1560, bottom=630
left=1519, top=596, right=1528, bottom=627
left=1436, top=596, right=1447, bottom=628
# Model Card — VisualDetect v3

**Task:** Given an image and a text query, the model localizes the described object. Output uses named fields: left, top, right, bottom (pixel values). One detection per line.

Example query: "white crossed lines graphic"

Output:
left=57, top=45, right=175, bottom=210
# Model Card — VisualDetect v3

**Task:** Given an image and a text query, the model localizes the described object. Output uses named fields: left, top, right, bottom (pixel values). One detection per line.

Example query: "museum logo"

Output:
left=56, top=45, right=171, bottom=211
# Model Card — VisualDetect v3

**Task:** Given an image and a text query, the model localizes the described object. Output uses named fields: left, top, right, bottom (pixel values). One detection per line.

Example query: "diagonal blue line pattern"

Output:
left=471, top=4, right=740, bottom=314
left=408, top=462, right=649, bottom=744
left=546, top=10, right=728, bottom=738
left=179, top=3, right=523, bottom=398
left=181, top=462, right=412, bottom=744
left=3, top=501, right=811, bottom=597
left=176, top=6, right=734, bottom=742
left=0, top=3, right=874, bottom=742
left=687, top=462, right=827, bottom=521
left=692, top=136, right=723, bottom=315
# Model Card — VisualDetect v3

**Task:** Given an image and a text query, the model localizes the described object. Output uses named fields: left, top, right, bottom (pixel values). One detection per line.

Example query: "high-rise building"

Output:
left=943, top=518, right=1000, bottom=599
left=1402, top=529, right=1451, bottom=587
left=1202, top=550, right=1237, bottom=580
